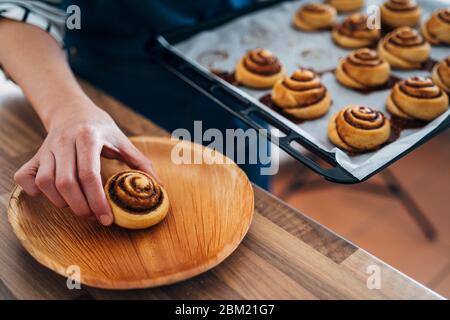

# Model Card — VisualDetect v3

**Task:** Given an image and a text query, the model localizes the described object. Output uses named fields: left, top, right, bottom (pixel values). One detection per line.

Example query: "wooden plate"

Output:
left=8, top=136, right=254, bottom=289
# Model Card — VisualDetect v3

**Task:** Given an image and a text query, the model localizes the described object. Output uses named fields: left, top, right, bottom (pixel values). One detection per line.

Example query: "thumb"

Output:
left=14, top=157, right=41, bottom=196
left=117, top=138, right=162, bottom=184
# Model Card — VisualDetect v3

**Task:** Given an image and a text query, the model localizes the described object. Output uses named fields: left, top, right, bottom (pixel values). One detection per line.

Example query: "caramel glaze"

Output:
left=259, top=94, right=305, bottom=124
left=354, top=75, right=403, bottom=94
left=108, top=172, right=164, bottom=215
left=314, top=68, right=336, bottom=77
left=382, top=116, right=427, bottom=155
left=212, top=69, right=239, bottom=85
left=421, top=58, right=438, bottom=72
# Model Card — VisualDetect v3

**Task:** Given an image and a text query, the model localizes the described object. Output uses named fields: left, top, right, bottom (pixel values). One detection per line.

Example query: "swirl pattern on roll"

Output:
left=342, top=106, right=386, bottom=130
left=293, top=3, right=337, bottom=31
left=243, top=49, right=282, bottom=76
left=271, top=69, right=331, bottom=120
left=328, top=105, right=391, bottom=152
left=107, top=171, right=163, bottom=214
left=235, top=48, right=284, bottom=89
left=332, top=14, right=380, bottom=48
left=384, top=0, right=418, bottom=11
left=378, top=27, right=430, bottom=69
left=421, top=8, right=450, bottom=45
left=336, top=48, right=391, bottom=90
left=326, top=0, right=364, bottom=12
left=387, top=76, right=449, bottom=121
left=432, top=56, right=450, bottom=93
left=381, top=0, right=422, bottom=28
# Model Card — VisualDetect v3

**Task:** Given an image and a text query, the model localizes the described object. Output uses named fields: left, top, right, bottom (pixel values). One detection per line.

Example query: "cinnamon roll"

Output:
left=387, top=77, right=449, bottom=121
left=104, top=170, right=170, bottom=230
left=332, top=14, right=381, bottom=49
left=336, top=48, right=391, bottom=90
left=381, top=0, right=422, bottom=28
left=432, top=56, right=450, bottom=93
left=421, top=8, right=450, bottom=45
left=326, top=0, right=364, bottom=12
left=328, top=105, right=391, bottom=152
left=293, top=2, right=337, bottom=31
left=378, top=27, right=430, bottom=69
left=271, top=69, right=331, bottom=120
left=235, top=48, right=285, bottom=89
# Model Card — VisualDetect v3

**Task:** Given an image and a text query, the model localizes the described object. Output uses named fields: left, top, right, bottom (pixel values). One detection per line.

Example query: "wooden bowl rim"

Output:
left=8, top=136, right=254, bottom=289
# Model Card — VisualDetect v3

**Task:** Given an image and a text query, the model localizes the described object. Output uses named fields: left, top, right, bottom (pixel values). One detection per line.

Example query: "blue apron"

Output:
left=62, top=0, right=270, bottom=189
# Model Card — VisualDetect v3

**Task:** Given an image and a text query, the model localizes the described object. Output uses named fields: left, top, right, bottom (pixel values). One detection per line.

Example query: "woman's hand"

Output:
left=1, top=20, right=158, bottom=226
left=14, top=100, right=159, bottom=226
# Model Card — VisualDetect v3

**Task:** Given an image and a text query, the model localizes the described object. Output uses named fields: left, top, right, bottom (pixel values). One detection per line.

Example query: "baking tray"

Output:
left=148, top=0, right=450, bottom=184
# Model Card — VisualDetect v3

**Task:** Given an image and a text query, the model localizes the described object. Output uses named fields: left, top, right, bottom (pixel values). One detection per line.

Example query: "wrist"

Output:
left=40, top=92, right=96, bottom=130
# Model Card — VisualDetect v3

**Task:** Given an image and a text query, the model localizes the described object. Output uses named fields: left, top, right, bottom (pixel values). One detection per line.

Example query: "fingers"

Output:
left=34, top=152, right=67, bottom=208
left=14, top=157, right=41, bottom=196
left=117, top=137, right=161, bottom=183
left=53, top=139, right=93, bottom=220
left=76, top=132, right=113, bottom=226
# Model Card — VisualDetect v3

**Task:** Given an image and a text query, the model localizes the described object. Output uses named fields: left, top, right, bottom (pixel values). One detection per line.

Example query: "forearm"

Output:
left=0, top=19, right=91, bottom=129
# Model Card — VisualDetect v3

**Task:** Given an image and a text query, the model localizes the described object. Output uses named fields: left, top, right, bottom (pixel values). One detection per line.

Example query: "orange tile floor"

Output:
left=272, top=130, right=450, bottom=298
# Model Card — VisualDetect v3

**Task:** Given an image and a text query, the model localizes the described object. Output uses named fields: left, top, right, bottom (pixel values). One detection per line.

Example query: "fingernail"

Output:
left=99, top=214, right=113, bottom=226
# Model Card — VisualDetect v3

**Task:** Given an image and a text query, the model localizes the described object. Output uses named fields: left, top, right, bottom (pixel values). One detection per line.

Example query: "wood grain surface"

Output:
left=0, top=79, right=443, bottom=299
left=8, top=137, right=254, bottom=289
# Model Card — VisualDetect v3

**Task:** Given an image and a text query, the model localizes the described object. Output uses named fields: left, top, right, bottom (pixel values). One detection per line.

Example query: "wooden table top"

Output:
left=0, top=80, right=442, bottom=300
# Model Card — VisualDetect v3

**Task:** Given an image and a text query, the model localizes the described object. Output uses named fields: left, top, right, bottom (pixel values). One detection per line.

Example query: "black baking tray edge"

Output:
left=147, top=0, right=450, bottom=184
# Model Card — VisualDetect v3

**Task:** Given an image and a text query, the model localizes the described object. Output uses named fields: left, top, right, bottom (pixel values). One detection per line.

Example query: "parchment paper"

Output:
left=174, top=0, right=450, bottom=180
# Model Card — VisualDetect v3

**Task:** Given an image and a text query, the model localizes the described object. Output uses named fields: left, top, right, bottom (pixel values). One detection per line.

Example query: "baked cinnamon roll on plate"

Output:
left=8, top=136, right=254, bottom=289
left=104, top=170, right=169, bottom=230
